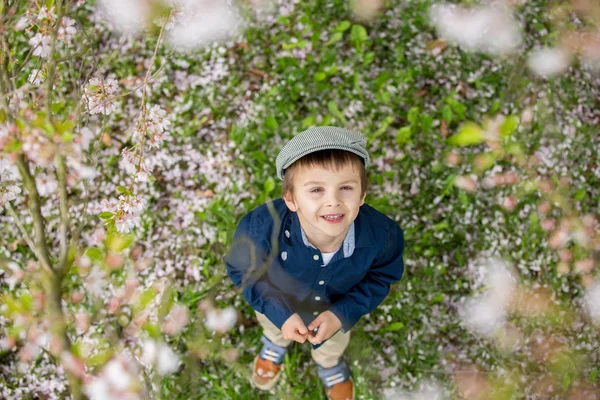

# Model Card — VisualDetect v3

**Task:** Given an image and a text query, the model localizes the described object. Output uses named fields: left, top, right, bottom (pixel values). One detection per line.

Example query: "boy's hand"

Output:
left=281, top=313, right=309, bottom=343
left=307, top=311, right=342, bottom=345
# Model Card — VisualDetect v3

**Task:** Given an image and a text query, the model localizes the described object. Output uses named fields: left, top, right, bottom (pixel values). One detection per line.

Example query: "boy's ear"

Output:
left=360, top=191, right=366, bottom=206
left=283, top=191, right=297, bottom=212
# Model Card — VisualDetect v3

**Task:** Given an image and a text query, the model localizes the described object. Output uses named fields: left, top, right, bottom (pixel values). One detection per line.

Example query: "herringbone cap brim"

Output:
left=275, top=126, right=370, bottom=180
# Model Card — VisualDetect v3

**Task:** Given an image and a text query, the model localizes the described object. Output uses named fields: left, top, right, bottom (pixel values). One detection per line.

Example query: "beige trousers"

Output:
left=256, top=312, right=350, bottom=368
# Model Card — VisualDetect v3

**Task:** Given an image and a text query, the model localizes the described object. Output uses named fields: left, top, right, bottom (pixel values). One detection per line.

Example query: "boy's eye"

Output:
left=310, top=188, right=323, bottom=193
left=341, top=186, right=353, bottom=191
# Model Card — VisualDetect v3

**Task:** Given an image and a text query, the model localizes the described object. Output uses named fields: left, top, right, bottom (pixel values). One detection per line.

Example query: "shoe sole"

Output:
left=251, top=355, right=283, bottom=391
left=326, top=377, right=355, bottom=400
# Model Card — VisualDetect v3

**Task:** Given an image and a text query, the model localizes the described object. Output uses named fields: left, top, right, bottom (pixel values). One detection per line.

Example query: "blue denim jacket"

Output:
left=224, top=198, right=404, bottom=334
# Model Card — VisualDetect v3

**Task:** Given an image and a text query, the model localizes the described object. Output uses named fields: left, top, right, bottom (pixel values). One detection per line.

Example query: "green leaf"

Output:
left=562, top=374, right=571, bottom=390
left=99, top=211, right=113, bottom=220
left=396, top=126, right=412, bottom=145
left=20, top=293, right=33, bottom=312
left=86, top=247, right=103, bottom=261
left=327, top=101, right=347, bottom=123
left=326, top=32, right=343, bottom=46
left=350, top=24, right=368, bottom=45
left=407, top=107, right=419, bottom=126
left=117, top=186, right=127, bottom=193
left=135, top=288, right=157, bottom=313
left=302, top=115, right=315, bottom=128
left=448, top=123, right=484, bottom=146
left=431, top=293, right=444, bottom=304
left=314, top=72, right=327, bottom=82
left=589, top=367, right=599, bottom=383
left=442, top=105, right=453, bottom=124
left=574, top=188, right=586, bottom=201
left=265, top=115, right=278, bottom=131
left=143, top=323, right=161, bottom=338
left=87, top=349, right=113, bottom=368
left=264, top=177, right=276, bottom=194
left=474, top=153, right=496, bottom=172
left=335, top=20, right=351, bottom=32
left=385, top=322, right=405, bottom=331
left=106, top=233, right=135, bottom=253
left=500, top=115, right=519, bottom=139
left=374, top=116, right=394, bottom=138
left=363, top=52, right=376, bottom=66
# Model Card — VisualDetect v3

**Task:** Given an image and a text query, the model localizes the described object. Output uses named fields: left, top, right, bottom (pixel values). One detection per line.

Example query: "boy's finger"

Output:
left=296, top=323, right=308, bottom=336
left=291, top=331, right=306, bottom=343
left=308, top=315, right=323, bottom=331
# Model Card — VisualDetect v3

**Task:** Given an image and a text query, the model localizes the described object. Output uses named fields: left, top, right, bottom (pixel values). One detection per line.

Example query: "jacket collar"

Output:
left=282, top=206, right=376, bottom=254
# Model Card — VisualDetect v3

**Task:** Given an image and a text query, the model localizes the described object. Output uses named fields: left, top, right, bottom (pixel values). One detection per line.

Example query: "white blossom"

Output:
left=141, top=340, right=180, bottom=375
left=157, top=343, right=180, bottom=375
left=59, top=17, right=77, bottom=39
left=96, top=0, right=149, bottom=34
left=460, top=258, right=516, bottom=338
left=527, top=47, right=571, bottom=78
left=104, top=359, right=132, bottom=390
left=28, top=33, right=52, bottom=58
left=430, top=4, right=521, bottom=55
left=167, top=0, right=241, bottom=51
left=28, top=69, right=45, bottom=85
left=584, top=281, right=600, bottom=324
left=15, top=17, right=30, bottom=31
left=35, top=173, right=58, bottom=196
left=205, top=307, right=237, bottom=333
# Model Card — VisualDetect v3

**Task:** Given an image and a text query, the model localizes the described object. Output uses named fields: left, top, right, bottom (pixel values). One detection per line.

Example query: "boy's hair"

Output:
left=282, top=149, right=368, bottom=196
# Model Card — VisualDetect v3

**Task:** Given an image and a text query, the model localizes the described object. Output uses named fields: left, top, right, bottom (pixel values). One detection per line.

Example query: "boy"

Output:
left=224, top=126, right=405, bottom=400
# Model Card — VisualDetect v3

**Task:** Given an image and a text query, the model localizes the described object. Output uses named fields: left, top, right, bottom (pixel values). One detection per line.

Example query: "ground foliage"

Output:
left=0, top=0, right=599, bottom=399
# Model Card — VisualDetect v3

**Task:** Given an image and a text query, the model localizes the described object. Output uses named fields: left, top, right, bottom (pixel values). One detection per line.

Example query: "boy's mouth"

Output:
left=321, top=214, right=344, bottom=223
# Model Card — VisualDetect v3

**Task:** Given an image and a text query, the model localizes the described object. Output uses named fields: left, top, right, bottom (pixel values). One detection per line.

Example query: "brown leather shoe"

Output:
left=325, top=377, right=354, bottom=400
left=252, top=355, right=283, bottom=390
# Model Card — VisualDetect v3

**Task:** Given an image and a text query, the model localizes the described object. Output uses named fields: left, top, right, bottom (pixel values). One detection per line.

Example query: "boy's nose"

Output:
left=324, top=192, right=341, bottom=207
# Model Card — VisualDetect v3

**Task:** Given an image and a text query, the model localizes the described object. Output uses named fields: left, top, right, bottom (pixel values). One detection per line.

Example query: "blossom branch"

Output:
left=0, top=29, right=13, bottom=118
left=15, top=155, right=54, bottom=275
left=5, top=202, right=54, bottom=276
left=130, top=11, right=172, bottom=191
left=55, top=152, right=70, bottom=272
left=45, top=0, right=65, bottom=121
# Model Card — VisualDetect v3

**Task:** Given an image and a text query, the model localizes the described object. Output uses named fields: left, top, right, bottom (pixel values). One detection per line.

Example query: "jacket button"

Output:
left=313, top=254, right=319, bottom=261
left=315, top=296, right=321, bottom=301
left=319, top=280, right=325, bottom=285
left=281, top=251, right=287, bottom=261
left=285, top=230, right=290, bottom=238
left=313, top=311, right=319, bottom=316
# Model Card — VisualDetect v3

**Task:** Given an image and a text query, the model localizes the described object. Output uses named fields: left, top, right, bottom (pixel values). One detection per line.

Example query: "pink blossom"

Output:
left=83, top=77, right=119, bottom=115
left=454, top=175, right=478, bottom=193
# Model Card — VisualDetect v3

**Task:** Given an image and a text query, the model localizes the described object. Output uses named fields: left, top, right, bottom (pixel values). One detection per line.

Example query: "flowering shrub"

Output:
left=0, top=0, right=598, bottom=399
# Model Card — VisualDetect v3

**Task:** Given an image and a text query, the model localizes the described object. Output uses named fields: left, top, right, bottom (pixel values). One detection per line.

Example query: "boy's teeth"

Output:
left=323, top=215, right=342, bottom=220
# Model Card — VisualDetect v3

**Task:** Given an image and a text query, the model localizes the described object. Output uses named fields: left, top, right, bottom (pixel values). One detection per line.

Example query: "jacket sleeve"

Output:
left=329, top=223, right=404, bottom=332
left=224, top=212, right=294, bottom=330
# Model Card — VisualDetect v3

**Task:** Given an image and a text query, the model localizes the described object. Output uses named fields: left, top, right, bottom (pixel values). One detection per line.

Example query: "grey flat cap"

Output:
left=275, top=126, right=370, bottom=180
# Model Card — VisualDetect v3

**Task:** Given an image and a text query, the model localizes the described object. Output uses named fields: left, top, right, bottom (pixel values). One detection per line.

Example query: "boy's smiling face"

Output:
left=283, top=162, right=366, bottom=252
